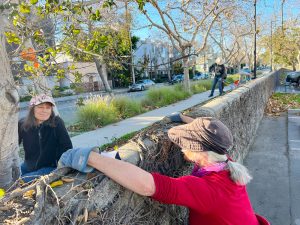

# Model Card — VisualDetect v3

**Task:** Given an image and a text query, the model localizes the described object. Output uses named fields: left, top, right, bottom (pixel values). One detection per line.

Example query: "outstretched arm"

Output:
left=180, top=114, right=194, bottom=124
left=87, top=151, right=156, bottom=196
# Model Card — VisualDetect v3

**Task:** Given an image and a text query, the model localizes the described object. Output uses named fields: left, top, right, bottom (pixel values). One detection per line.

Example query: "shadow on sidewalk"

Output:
left=244, top=114, right=291, bottom=225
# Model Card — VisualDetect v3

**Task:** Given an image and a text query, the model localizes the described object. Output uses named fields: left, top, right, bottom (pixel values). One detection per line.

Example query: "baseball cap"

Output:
left=29, top=94, right=56, bottom=107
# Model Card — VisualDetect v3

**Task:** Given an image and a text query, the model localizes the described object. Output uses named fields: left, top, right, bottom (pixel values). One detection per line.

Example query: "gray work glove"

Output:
left=167, top=112, right=183, bottom=123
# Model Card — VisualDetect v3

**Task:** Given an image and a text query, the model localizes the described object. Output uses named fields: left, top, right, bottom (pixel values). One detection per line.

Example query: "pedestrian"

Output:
left=18, top=94, right=73, bottom=182
left=58, top=113, right=268, bottom=225
left=208, top=57, right=227, bottom=97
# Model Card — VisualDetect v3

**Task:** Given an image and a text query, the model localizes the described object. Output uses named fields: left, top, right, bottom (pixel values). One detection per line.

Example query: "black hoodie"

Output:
left=18, top=116, right=73, bottom=171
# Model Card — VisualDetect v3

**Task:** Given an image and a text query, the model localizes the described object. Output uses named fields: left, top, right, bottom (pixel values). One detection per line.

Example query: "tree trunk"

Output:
left=93, top=57, right=112, bottom=94
left=182, top=56, right=190, bottom=91
left=0, top=14, right=20, bottom=189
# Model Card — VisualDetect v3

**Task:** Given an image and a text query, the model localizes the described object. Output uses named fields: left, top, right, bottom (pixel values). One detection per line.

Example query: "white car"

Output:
left=128, top=79, right=155, bottom=92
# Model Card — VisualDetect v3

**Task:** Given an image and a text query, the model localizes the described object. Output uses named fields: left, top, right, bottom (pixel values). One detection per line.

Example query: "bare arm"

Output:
left=180, top=114, right=194, bottom=124
left=87, top=151, right=156, bottom=196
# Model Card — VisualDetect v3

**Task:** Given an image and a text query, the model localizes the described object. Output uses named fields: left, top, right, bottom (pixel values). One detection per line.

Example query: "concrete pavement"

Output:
left=244, top=110, right=300, bottom=225
left=288, top=109, right=300, bottom=225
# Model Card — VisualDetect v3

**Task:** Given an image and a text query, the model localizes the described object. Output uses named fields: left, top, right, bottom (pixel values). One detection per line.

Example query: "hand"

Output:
left=58, top=147, right=99, bottom=173
left=167, top=112, right=183, bottom=123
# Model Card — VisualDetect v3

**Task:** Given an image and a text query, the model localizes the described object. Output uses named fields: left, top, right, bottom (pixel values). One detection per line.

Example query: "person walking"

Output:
left=208, top=57, right=227, bottom=97
left=58, top=113, right=268, bottom=225
left=19, top=94, right=73, bottom=182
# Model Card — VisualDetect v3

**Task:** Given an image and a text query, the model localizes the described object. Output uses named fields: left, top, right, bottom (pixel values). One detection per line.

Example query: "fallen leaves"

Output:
left=265, top=93, right=300, bottom=116
left=49, top=180, right=63, bottom=188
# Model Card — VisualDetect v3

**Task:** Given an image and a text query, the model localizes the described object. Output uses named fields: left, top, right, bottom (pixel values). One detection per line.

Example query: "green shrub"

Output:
left=112, top=96, right=145, bottom=118
left=77, top=96, right=119, bottom=130
left=20, top=95, right=32, bottom=102
left=52, top=89, right=61, bottom=98
left=70, top=83, right=85, bottom=94
left=143, top=85, right=191, bottom=107
left=225, top=74, right=240, bottom=86
left=190, top=80, right=211, bottom=94
left=194, top=80, right=212, bottom=90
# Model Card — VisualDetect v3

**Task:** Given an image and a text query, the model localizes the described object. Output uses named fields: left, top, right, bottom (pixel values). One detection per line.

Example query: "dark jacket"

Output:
left=209, top=63, right=227, bottom=79
left=18, top=116, right=73, bottom=172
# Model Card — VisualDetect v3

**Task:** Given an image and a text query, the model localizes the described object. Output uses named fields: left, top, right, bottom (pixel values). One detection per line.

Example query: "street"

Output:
left=19, top=89, right=150, bottom=126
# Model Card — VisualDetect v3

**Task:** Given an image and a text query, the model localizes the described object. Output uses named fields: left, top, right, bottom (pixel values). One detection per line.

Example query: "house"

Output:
left=133, top=39, right=179, bottom=80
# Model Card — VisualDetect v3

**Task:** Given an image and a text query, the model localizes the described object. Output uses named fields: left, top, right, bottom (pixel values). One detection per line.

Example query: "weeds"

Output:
left=143, top=85, right=191, bottom=107
left=191, top=80, right=211, bottom=93
left=99, top=131, right=138, bottom=151
left=265, top=93, right=300, bottom=115
left=112, top=96, right=145, bottom=119
left=74, top=82, right=212, bottom=132
left=77, top=95, right=119, bottom=130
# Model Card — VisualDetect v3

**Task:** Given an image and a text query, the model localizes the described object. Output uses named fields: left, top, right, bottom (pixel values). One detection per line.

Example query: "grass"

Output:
left=265, top=93, right=300, bottom=115
left=77, top=95, right=119, bottom=130
left=271, top=93, right=300, bottom=106
left=111, top=96, right=145, bottom=119
left=73, top=81, right=215, bottom=132
left=191, top=80, right=211, bottom=93
left=142, top=84, right=191, bottom=107
left=99, top=131, right=138, bottom=151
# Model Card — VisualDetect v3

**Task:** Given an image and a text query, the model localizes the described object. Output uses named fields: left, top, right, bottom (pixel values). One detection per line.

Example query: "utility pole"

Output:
left=281, top=0, right=285, bottom=35
left=253, top=0, right=257, bottom=79
left=270, top=21, right=273, bottom=71
left=125, top=1, right=135, bottom=84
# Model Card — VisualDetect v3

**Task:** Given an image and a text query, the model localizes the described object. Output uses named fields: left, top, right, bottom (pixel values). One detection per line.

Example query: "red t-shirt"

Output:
left=151, top=170, right=259, bottom=225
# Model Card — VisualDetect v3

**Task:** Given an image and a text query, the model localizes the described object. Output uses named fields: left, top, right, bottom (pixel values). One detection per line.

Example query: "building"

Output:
left=133, top=39, right=179, bottom=80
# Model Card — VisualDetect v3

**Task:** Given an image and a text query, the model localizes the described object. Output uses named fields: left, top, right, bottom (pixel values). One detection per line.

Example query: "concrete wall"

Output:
left=84, top=71, right=282, bottom=224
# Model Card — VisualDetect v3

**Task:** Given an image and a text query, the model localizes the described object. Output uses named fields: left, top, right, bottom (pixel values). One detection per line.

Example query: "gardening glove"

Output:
left=167, top=112, right=183, bottom=123
left=58, top=147, right=99, bottom=173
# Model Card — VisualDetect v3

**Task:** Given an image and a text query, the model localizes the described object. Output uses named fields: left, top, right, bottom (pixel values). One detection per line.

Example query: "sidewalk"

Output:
left=244, top=110, right=300, bottom=225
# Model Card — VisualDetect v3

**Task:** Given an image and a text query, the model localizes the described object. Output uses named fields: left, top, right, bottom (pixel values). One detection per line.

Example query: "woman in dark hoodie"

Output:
left=18, top=94, right=72, bottom=182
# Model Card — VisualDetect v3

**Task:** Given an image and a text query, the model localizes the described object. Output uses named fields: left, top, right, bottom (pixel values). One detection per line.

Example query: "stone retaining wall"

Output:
left=187, top=70, right=280, bottom=160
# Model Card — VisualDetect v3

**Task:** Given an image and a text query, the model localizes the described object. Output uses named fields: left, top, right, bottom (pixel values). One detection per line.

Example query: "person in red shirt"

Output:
left=58, top=114, right=269, bottom=225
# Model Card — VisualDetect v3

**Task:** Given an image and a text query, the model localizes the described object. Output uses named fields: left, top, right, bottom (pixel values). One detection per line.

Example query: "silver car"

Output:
left=128, top=79, right=155, bottom=92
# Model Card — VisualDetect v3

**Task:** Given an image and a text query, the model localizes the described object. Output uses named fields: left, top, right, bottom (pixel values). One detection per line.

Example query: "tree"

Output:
left=134, top=0, right=239, bottom=91
left=259, top=20, right=300, bottom=70
left=208, top=7, right=254, bottom=69
left=0, top=0, right=130, bottom=188
left=0, top=6, right=20, bottom=189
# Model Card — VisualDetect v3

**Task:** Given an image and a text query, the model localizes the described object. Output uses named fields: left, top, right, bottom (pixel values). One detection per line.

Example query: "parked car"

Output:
left=193, top=73, right=209, bottom=80
left=193, top=73, right=203, bottom=80
left=128, top=79, right=155, bottom=92
left=241, top=67, right=252, bottom=74
left=286, top=71, right=300, bottom=86
left=170, top=74, right=184, bottom=84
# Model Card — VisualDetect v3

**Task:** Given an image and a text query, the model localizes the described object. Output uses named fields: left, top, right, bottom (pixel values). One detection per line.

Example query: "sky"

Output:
left=131, top=0, right=300, bottom=41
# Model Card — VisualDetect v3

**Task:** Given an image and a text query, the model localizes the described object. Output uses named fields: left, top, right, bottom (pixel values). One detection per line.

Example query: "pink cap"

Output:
left=29, top=94, right=55, bottom=107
